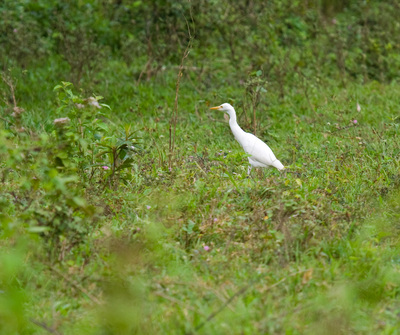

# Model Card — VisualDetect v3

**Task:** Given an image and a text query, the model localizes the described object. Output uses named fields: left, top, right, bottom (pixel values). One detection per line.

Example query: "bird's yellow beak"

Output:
left=210, top=106, right=221, bottom=110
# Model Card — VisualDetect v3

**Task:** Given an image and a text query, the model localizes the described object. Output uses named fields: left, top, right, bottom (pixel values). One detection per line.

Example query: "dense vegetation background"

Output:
left=1, top=0, right=400, bottom=334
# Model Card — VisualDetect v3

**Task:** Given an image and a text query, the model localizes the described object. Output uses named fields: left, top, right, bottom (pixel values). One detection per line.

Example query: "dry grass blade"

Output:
left=169, top=0, right=195, bottom=169
left=49, top=266, right=101, bottom=305
left=189, top=269, right=311, bottom=334
left=30, top=319, right=63, bottom=335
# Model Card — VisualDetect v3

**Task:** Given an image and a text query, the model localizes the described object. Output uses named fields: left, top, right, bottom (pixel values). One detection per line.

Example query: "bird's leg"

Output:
left=247, top=165, right=252, bottom=176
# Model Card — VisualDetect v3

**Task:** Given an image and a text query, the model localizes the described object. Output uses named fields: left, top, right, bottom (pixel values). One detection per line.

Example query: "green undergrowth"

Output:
left=1, top=71, right=400, bottom=334
left=1, top=2, right=400, bottom=331
left=0, top=0, right=400, bottom=335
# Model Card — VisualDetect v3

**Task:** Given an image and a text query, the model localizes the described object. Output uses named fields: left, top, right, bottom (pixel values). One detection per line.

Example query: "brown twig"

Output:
left=329, top=124, right=357, bottom=134
left=371, top=126, right=383, bottom=141
left=137, top=58, right=152, bottom=84
left=207, top=116, right=228, bottom=124
left=1, top=73, right=17, bottom=108
left=298, top=70, right=315, bottom=114
left=190, top=279, right=284, bottom=334
left=189, top=269, right=311, bottom=334
left=0, top=115, right=11, bottom=124
left=154, top=291, right=203, bottom=314
left=49, top=266, right=101, bottom=305
left=30, top=319, right=63, bottom=335
left=168, top=0, right=195, bottom=169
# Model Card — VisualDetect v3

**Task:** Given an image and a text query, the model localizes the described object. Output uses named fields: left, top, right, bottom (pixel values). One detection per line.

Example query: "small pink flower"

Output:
left=213, top=218, right=218, bottom=222
left=353, top=120, right=358, bottom=124
left=102, top=166, right=110, bottom=170
left=203, top=245, right=210, bottom=251
left=88, top=97, right=101, bottom=109
left=13, top=28, right=18, bottom=33
left=146, top=205, right=151, bottom=210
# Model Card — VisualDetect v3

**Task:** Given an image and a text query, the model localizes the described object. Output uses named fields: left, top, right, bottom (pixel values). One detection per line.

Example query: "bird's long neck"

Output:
left=227, top=109, right=246, bottom=140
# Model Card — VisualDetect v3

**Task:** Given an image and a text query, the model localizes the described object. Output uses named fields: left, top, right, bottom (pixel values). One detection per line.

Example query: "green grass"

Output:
left=2, top=2, right=400, bottom=333
left=1, top=58, right=400, bottom=334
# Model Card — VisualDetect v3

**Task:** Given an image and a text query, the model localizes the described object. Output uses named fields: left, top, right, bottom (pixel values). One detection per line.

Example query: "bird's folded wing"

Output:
left=241, top=135, right=278, bottom=166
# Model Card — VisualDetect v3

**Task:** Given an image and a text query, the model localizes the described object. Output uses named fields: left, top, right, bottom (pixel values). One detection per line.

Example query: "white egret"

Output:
left=210, top=103, right=284, bottom=175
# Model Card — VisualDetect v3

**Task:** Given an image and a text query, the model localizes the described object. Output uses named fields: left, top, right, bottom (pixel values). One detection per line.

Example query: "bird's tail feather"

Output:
left=273, top=160, right=285, bottom=171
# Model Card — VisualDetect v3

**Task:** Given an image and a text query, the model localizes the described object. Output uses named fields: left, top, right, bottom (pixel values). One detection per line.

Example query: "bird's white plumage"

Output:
left=210, top=103, right=284, bottom=174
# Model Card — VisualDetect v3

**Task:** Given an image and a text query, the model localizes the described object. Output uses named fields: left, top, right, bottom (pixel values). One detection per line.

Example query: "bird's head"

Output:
left=210, top=103, right=234, bottom=114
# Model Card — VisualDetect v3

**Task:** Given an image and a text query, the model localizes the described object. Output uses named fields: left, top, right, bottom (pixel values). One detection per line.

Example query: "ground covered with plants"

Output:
left=1, top=1, right=400, bottom=334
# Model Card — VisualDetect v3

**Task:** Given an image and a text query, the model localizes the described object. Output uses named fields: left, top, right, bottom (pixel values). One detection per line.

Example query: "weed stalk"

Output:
left=168, top=1, right=195, bottom=169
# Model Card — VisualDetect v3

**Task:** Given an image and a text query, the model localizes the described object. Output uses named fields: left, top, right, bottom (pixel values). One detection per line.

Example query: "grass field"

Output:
left=1, top=62, right=400, bottom=334
left=1, top=2, right=400, bottom=332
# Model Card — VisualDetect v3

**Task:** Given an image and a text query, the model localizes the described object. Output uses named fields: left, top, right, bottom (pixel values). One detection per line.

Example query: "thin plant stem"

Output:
left=168, top=1, right=195, bottom=169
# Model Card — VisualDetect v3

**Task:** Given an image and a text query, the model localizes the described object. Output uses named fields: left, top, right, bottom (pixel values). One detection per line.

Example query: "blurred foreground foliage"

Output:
left=1, top=0, right=400, bottom=334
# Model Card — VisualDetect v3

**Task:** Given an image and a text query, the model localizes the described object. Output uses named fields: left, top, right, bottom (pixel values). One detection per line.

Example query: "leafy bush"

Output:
left=0, top=129, right=97, bottom=252
left=0, top=80, right=138, bottom=253
left=2, top=0, right=400, bottom=85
